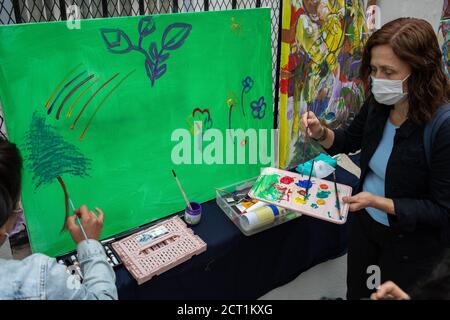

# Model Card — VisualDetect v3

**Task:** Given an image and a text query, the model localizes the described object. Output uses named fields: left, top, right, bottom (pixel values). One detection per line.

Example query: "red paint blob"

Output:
left=280, top=176, right=294, bottom=185
left=320, top=184, right=329, bottom=190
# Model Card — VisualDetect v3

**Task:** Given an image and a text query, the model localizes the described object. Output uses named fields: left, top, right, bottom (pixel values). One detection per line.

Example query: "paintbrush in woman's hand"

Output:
left=304, top=159, right=315, bottom=201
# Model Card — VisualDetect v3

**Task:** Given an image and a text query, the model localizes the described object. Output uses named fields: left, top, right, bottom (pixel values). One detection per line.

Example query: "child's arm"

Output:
left=45, top=240, right=117, bottom=300
left=45, top=205, right=117, bottom=300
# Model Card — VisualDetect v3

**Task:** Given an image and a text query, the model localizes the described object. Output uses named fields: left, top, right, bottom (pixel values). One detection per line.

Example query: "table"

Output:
left=115, top=163, right=360, bottom=299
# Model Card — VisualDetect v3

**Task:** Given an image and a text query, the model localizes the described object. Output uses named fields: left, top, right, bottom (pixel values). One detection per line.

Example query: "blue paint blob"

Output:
left=295, top=180, right=313, bottom=189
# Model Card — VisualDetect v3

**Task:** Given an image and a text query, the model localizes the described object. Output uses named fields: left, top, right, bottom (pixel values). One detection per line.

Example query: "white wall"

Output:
left=378, top=0, right=444, bottom=32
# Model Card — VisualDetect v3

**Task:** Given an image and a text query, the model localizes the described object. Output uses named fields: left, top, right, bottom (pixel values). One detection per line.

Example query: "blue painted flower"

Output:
left=242, top=76, right=254, bottom=94
left=250, top=96, right=266, bottom=119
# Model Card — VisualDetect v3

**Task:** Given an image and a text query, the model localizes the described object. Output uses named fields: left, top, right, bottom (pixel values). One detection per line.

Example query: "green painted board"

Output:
left=0, top=8, right=273, bottom=256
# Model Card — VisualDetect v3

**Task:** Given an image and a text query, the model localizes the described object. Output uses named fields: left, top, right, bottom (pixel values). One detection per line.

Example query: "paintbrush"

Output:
left=333, top=172, right=342, bottom=220
left=69, top=198, right=89, bottom=243
left=172, top=169, right=193, bottom=210
left=304, top=159, right=315, bottom=201
left=301, top=105, right=310, bottom=176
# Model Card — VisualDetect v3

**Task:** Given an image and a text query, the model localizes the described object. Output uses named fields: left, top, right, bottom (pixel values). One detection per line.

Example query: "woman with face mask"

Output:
left=302, top=17, right=450, bottom=299
left=0, top=139, right=117, bottom=300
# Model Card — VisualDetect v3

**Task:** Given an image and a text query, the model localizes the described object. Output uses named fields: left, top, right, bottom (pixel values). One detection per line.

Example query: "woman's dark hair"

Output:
left=0, top=138, right=22, bottom=227
left=360, top=18, right=450, bottom=124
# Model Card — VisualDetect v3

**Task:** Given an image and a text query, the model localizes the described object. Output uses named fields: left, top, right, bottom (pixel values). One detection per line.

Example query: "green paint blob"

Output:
left=252, top=173, right=281, bottom=201
left=316, top=190, right=331, bottom=199
left=311, top=203, right=319, bottom=209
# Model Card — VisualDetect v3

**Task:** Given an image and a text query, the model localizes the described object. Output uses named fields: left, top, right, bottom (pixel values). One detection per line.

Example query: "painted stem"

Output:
left=72, top=73, right=119, bottom=129
left=241, top=89, right=246, bottom=117
left=57, top=176, right=69, bottom=233
left=132, top=45, right=155, bottom=86
left=45, top=63, right=83, bottom=109
left=151, top=48, right=166, bottom=86
left=56, top=74, right=94, bottom=120
left=138, top=34, right=145, bottom=52
left=80, top=70, right=135, bottom=140
left=67, top=79, right=98, bottom=118
left=228, top=105, right=233, bottom=139
left=131, top=45, right=152, bottom=61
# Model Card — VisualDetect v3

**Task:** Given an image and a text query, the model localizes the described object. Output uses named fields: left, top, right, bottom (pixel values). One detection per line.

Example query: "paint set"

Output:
left=216, top=177, right=302, bottom=236
left=56, top=212, right=187, bottom=272
left=56, top=240, right=123, bottom=278
left=57, top=213, right=206, bottom=285
left=111, top=215, right=206, bottom=285
left=55, top=214, right=185, bottom=276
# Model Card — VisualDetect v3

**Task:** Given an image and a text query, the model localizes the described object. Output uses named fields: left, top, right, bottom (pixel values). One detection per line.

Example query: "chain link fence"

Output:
left=0, top=0, right=281, bottom=128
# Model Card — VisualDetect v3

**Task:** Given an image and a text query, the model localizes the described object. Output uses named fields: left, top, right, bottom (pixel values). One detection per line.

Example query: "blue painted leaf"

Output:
left=149, top=42, right=158, bottom=61
left=162, top=23, right=192, bottom=51
left=155, top=64, right=167, bottom=78
left=242, top=76, right=254, bottom=94
left=138, top=16, right=155, bottom=37
left=100, top=29, right=132, bottom=54
left=146, top=59, right=155, bottom=70
left=158, top=53, right=170, bottom=64
left=258, top=107, right=266, bottom=119
left=144, top=59, right=155, bottom=86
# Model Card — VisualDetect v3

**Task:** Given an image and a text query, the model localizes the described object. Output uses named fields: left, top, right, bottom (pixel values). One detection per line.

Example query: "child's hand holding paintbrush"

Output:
left=66, top=204, right=104, bottom=244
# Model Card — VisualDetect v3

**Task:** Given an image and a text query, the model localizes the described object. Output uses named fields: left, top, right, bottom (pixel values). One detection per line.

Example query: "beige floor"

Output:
left=259, top=254, right=348, bottom=300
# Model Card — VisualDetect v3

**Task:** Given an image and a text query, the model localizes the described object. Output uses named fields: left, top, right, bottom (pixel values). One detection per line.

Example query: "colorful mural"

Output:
left=279, top=0, right=370, bottom=168
left=439, top=0, right=450, bottom=77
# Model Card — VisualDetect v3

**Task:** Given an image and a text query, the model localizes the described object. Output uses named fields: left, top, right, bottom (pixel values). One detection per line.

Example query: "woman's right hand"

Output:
left=301, top=111, right=323, bottom=140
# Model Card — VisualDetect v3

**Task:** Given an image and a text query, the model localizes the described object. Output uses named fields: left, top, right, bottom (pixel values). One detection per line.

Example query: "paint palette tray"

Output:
left=248, top=167, right=353, bottom=224
left=216, top=177, right=302, bottom=236
left=112, top=215, right=206, bottom=285
left=56, top=241, right=122, bottom=275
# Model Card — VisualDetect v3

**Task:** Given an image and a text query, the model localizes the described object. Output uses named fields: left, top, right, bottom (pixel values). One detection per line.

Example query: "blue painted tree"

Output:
left=24, top=112, right=91, bottom=231
left=100, top=16, right=192, bottom=86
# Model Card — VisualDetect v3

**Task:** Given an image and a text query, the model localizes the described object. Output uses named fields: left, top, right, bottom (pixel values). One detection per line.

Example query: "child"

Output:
left=0, top=138, right=117, bottom=299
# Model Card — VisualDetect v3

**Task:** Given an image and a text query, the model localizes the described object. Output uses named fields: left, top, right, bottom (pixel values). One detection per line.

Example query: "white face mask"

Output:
left=371, top=74, right=410, bottom=105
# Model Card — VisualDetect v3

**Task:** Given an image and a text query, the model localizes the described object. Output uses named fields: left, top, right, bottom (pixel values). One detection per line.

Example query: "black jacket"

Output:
left=327, top=98, right=450, bottom=245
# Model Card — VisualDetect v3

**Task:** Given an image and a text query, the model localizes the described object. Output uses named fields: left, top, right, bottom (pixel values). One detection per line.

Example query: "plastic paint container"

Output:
left=241, top=204, right=285, bottom=231
left=184, top=202, right=202, bottom=225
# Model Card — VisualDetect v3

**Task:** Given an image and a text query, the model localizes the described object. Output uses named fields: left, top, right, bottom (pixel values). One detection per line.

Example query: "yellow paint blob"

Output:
left=294, top=197, right=307, bottom=205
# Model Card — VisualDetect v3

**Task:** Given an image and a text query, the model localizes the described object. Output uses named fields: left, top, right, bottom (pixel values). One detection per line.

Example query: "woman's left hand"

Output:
left=343, top=192, right=376, bottom=212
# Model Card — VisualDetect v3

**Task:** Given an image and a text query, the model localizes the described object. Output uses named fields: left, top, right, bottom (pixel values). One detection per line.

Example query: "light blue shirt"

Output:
left=363, top=118, right=398, bottom=226
left=0, top=240, right=117, bottom=300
